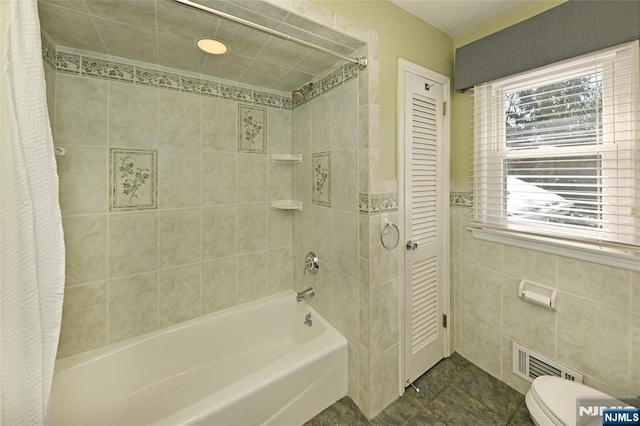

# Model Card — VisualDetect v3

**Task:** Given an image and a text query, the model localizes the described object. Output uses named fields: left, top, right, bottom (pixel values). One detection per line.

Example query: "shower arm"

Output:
left=169, top=0, right=368, bottom=70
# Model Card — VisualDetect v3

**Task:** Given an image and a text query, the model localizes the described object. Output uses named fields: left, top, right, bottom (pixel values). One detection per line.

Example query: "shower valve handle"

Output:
left=303, top=252, right=319, bottom=274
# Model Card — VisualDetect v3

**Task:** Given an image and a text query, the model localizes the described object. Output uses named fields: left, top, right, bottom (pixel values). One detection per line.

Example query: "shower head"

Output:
left=291, top=89, right=305, bottom=104
left=291, top=82, right=314, bottom=105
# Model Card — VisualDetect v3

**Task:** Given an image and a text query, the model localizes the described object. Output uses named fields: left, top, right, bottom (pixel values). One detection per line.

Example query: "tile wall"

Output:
left=46, top=46, right=295, bottom=358
left=291, top=40, right=401, bottom=418
left=292, top=77, right=362, bottom=409
left=450, top=185, right=640, bottom=400
left=44, top=0, right=402, bottom=418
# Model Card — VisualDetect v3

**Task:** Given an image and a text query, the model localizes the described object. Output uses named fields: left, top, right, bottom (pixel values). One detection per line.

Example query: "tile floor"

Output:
left=306, top=352, right=535, bottom=425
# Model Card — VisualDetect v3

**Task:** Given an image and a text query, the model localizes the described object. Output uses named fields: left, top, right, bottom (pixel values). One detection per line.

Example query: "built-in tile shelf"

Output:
left=271, top=155, right=301, bottom=211
left=271, top=200, right=303, bottom=211
left=271, top=154, right=302, bottom=163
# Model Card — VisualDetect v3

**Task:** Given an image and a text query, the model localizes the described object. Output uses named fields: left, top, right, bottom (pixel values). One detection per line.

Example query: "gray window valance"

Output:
left=454, top=0, right=640, bottom=92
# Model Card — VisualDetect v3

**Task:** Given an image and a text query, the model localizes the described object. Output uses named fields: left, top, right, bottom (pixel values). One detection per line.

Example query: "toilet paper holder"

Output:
left=518, top=280, right=557, bottom=311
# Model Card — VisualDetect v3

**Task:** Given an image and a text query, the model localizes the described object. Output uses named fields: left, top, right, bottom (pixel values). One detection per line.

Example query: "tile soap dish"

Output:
left=271, top=200, right=303, bottom=211
left=271, top=154, right=302, bottom=163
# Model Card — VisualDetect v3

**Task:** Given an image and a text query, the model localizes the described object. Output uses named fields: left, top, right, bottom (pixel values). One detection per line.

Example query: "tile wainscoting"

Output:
left=449, top=186, right=640, bottom=399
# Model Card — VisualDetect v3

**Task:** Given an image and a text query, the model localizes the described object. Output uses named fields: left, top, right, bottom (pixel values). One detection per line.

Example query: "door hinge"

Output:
left=442, top=313, right=447, bottom=328
left=443, top=101, right=447, bottom=116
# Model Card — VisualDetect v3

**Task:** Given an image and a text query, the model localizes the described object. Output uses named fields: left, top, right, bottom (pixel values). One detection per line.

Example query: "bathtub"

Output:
left=50, top=290, right=347, bottom=425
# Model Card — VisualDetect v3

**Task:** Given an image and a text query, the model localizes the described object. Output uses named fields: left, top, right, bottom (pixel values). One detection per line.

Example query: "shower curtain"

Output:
left=0, top=0, right=65, bottom=424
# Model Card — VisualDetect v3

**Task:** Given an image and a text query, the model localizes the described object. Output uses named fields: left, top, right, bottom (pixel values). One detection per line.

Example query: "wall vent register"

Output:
left=512, top=342, right=583, bottom=383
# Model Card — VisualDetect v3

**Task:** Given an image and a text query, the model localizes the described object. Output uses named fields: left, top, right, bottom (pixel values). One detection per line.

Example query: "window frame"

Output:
left=471, top=42, right=640, bottom=270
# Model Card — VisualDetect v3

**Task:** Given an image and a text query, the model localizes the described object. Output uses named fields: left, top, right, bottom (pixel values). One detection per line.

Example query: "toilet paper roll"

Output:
left=522, top=290, right=551, bottom=307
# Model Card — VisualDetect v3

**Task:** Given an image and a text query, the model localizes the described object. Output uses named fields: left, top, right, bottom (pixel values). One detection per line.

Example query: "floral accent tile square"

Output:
left=110, top=149, right=157, bottom=211
left=312, top=152, right=331, bottom=207
left=238, top=104, right=267, bottom=154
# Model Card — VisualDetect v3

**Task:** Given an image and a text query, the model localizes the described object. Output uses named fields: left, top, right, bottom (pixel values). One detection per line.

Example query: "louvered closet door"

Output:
left=403, top=70, right=445, bottom=386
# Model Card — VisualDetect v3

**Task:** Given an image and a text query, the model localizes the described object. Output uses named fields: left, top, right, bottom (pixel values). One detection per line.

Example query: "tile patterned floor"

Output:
left=305, top=353, right=535, bottom=426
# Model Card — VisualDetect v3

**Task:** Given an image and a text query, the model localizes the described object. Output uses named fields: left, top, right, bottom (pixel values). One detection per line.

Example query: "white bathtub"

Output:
left=51, top=290, right=347, bottom=425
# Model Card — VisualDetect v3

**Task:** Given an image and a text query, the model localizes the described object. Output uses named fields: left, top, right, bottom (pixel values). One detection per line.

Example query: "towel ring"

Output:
left=380, top=220, right=399, bottom=250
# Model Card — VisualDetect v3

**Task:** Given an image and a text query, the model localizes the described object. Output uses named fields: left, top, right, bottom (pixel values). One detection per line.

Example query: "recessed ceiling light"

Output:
left=196, top=38, right=228, bottom=55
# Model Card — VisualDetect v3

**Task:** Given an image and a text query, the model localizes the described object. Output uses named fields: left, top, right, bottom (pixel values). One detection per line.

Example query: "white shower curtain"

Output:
left=0, top=0, right=65, bottom=424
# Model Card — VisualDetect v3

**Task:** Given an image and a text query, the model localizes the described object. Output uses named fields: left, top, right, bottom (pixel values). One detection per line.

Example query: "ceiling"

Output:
left=37, top=0, right=365, bottom=92
left=390, top=0, right=534, bottom=37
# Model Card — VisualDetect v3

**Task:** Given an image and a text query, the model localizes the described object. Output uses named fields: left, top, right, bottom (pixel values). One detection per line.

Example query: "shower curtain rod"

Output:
left=170, top=0, right=368, bottom=70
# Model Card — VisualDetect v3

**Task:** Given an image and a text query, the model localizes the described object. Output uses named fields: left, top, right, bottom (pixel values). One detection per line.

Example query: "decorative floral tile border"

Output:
left=281, top=97, right=292, bottom=110
left=318, top=68, right=344, bottom=93
left=450, top=192, right=473, bottom=208
left=43, top=45, right=292, bottom=110
left=221, top=85, right=253, bottom=103
left=312, top=152, right=331, bottom=207
left=82, top=57, right=134, bottom=82
left=180, top=76, right=219, bottom=97
left=44, top=43, right=359, bottom=111
left=56, top=51, right=81, bottom=74
left=358, top=192, right=474, bottom=213
left=238, top=105, right=267, bottom=154
left=359, top=192, right=398, bottom=214
left=344, top=63, right=359, bottom=82
left=253, top=91, right=283, bottom=108
left=136, top=67, right=181, bottom=90
left=42, top=36, right=56, bottom=67
left=110, top=148, right=157, bottom=211
left=292, top=61, right=359, bottom=107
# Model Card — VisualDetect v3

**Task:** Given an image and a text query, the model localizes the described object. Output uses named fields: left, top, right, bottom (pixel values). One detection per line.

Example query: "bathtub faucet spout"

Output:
left=296, top=287, right=315, bottom=302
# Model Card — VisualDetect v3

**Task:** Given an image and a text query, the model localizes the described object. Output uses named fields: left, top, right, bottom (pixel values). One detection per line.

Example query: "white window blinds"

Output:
left=473, top=41, right=640, bottom=252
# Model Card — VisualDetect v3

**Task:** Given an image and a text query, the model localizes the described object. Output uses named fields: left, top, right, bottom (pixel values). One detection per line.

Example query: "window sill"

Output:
left=470, top=226, right=640, bottom=272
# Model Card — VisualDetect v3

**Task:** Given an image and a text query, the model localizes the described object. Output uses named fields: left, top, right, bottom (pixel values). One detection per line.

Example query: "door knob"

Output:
left=406, top=240, right=418, bottom=251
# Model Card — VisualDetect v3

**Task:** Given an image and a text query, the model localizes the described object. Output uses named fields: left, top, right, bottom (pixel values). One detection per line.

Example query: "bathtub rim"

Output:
left=54, top=289, right=331, bottom=370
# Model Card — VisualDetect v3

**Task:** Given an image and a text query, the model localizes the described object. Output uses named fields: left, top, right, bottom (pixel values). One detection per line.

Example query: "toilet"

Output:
left=525, top=376, right=631, bottom=426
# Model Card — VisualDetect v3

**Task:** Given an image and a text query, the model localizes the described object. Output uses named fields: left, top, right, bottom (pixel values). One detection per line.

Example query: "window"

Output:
left=473, top=41, right=640, bottom=254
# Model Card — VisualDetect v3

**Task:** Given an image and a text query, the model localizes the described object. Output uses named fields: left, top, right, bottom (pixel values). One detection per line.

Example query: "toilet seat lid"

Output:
left=531, top=376, right=625, bottom=425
